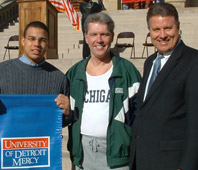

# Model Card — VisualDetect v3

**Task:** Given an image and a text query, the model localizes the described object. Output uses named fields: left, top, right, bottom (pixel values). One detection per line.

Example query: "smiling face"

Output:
left=148, top=15, right=180, bottom=55
left=22, top=27, right=49, bottom=64
left=85, top=22, right=114, bottom=60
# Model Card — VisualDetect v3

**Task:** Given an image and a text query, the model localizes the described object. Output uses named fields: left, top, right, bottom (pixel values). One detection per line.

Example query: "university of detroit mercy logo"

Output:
left=1, top=137, right=50, bottom=169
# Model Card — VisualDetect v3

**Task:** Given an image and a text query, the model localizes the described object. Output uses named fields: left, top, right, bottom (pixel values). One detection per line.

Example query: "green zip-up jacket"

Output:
left=66, top=54, right=141, bottom=167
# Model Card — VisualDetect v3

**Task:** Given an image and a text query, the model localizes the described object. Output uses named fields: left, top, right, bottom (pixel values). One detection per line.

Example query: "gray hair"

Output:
left=147, top=3, right=179, bottom=28
left=84, top=12, right=115, bottom=35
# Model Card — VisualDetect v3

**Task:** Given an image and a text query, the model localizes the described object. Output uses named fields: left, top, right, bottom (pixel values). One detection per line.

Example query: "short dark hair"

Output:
left=147, top=3, right=179, bottom=27
left=84, top=12, right=114, bottom=35
left=24, top=21, right=49, bottom=38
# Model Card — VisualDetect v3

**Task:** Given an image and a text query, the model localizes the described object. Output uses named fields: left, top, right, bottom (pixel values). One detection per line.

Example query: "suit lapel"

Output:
left=140, top=41, right=185, bottom=107
left=138, top=54, right=156, bottom=106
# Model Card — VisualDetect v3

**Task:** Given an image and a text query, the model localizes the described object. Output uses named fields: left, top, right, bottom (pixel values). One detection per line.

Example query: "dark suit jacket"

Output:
left=130, top=41, right=198, bottom=170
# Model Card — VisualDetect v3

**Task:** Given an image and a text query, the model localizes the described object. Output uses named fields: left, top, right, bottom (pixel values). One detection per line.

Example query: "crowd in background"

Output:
left=122, top=0, right=165, bottom=9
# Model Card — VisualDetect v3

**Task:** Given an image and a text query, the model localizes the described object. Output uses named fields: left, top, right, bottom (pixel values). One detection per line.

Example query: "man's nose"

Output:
left=159, top=30, right=167, bottom=38
left=33, top=39, right=40, bottom=46
left=96, top=35, right=102, bottom=42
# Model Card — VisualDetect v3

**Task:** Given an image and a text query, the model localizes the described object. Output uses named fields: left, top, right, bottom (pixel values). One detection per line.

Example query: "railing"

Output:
left=0, top=0, right=18, bottom=32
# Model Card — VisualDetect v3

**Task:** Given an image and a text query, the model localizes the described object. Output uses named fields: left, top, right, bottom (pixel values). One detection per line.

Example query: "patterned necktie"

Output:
left=147, top=53, right=164, bottom=94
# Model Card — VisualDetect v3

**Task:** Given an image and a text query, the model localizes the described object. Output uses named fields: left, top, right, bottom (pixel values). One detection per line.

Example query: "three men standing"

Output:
left=2, top=3, right=198, bottom=170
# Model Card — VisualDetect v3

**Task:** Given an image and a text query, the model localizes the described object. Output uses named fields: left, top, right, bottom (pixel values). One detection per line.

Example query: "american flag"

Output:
left=49, top=0, right=81, bottom=31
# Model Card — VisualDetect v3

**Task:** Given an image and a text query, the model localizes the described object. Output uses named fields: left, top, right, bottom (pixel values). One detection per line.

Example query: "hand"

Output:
left=55, top=94, right=70, bottom=116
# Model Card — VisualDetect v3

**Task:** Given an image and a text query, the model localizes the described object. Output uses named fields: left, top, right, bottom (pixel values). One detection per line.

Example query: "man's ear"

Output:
left=21, top=37, right=25, bottom=47
left=177, top=21, right=180, bottom=30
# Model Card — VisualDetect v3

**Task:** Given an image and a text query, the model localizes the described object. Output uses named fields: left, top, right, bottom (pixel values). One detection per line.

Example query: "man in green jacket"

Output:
left=66, top=12, right=141, bottom=170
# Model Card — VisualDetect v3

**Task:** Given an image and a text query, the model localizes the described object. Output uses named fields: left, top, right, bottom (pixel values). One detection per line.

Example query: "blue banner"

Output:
left=0, top=95, right=62, bottom=170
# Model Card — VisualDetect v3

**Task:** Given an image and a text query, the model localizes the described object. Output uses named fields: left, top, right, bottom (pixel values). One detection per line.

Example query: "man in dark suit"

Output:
left=130, top=3, right=198, bottom=170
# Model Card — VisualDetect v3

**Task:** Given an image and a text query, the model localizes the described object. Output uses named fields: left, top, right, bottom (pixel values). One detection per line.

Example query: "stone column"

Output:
left=166, top=0, right=186, bottom=8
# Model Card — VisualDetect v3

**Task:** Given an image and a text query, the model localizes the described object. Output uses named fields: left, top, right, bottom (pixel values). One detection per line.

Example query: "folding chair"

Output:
left=141, top=32, right=155, bottom=58
left=3, top=35, right=19, bottom=60
left=114, top=32, right=135, bottom=59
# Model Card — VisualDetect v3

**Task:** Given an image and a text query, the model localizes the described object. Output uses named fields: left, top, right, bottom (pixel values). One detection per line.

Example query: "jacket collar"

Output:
left=75, top=53, right=123, bottom=81
left=75, top=56, right=90, bottom=82
left=110, top=53, right=123, bottom=78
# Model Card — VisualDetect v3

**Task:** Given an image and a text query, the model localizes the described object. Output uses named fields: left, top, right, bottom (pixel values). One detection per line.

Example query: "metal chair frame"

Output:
left=141, top=32, right=155, bottom=58
left=3, top=35, right=19, bottom=60
left=114, top=32, right=135, bottom=59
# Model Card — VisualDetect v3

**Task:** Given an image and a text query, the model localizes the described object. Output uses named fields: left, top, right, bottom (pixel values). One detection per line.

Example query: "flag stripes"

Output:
left=49, top=0, right=81, bottom=31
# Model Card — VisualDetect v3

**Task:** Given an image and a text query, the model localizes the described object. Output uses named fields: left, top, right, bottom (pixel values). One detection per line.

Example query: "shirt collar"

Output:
left=19, top=55, right=45, bottom=67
